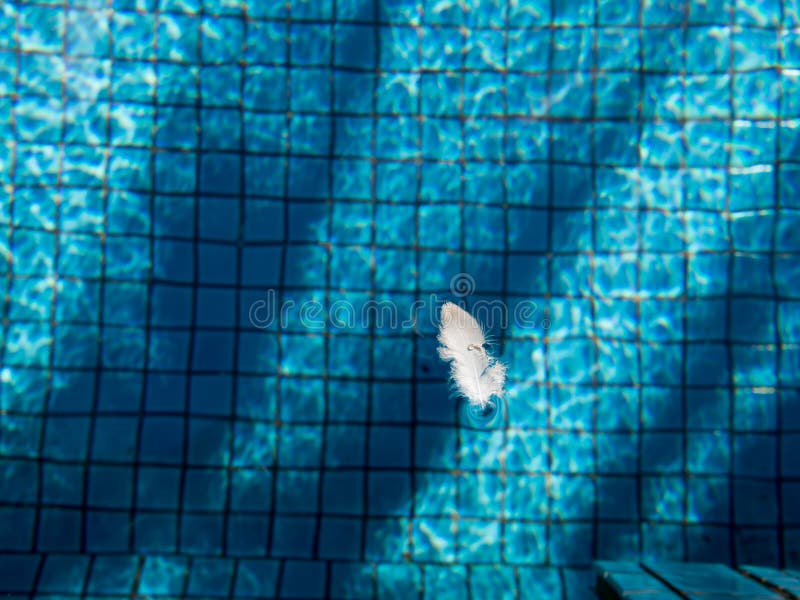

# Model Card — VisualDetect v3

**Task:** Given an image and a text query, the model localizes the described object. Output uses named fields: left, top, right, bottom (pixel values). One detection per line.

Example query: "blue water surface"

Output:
left=1, top=0, right=799, bottom=598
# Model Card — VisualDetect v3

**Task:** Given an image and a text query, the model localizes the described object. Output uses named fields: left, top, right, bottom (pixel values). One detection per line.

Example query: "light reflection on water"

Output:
left=1, top=0, right=800, bottom=597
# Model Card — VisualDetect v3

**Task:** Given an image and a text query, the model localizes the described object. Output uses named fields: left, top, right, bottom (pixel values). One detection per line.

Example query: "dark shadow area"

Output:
left=1, top=1, right=799, bottom=599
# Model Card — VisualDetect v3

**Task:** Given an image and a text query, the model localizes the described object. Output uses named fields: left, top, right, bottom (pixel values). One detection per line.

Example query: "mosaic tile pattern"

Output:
left=0, top=0, right=799, bottom=597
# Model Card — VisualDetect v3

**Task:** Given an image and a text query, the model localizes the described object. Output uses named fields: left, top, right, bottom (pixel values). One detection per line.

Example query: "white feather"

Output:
left=436, top=302, right=507, bottom=409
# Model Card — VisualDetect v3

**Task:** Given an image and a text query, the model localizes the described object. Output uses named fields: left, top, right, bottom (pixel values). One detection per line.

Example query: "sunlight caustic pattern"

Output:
left=1, top=0, right=799, bottom=598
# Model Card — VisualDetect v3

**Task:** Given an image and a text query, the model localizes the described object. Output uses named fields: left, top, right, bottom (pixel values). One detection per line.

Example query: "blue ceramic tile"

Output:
left=37, top=508, right=81, bottom=551
left=287, top=157, right=330, bottom=199
left=157, top=13, right=198, bottom=61
left=641, top=524, right=684, bottom=561
left=243, top=113, right=284, bottom=154
left=550, top=431, right=595, bottom=473
left=156, top=62, right=197, bottom=104
left=687, top=432, right=730, bottom=475
left=19, top=6, right=64, bottom=52
left=415, top=426, right=457, bottom=470
left=91, top=416, right=138, bottom=462
left=780, top=347, right=800, bottom=386
left=368, top=471, right=411, bottom=516
left=186, top=558, right=234, bottom=597
left=551, top=122, right=592, bottom=163
left=418, top=204, right=460, bottom=248
left=227, top=515, right=269, bottom=555
left=322, top=471, right=363, bottom=515
left=0, top=459, right=36, bottom=504
left=330, top=563, right=373, bottom=599
left=229, top=468, right=272, bottom=512
left=507, top=208, right=549, bottom=252
left=231, top=421, right=275, bottom=468
left=102, top=325, right=146, bottom=369
left=597, top=27, right=640, bottom=68
left=733, top=345, right=778, bottom=387
left=374, top=564, right=419, bottom=598
left=641, top=433, right=683, bottom=475
left=272, top=516, right=316, bottom=557
left=641, top=476, right=685, bottom=521
left=147, top=330, right=190, bottom=371
left=199, top=64, right=241, bottom=107
left=280, top=561, right=326, bottom=599
left=414, top=470, right=456, bottom=517
left=369, top=426, right=411, bottom=468
left=18, top=54, right=63, bottom=98
left=87, top=556, right=138, bottom=594
left=551, top=475, right=595, bottom=520
left=195, top=288, right=236, bottom=329
left=42, top=463, right=83, bottom=506
left=200, top=16, right=243, bottom=63
left=419, top=27, right=462, bottom=71
left=687, top=525, right=732, bottom=563
left=275, top=424, right=320, bottom=468
left=519, top=568, right=568, bottom=600
left=276, top=470, right=319, bottom=514
left=319, top=517, right=362, bottom=559
left=0, top=406, right=42, bottom=454
left=732, top=122, right=776, bottom=168
left=685, top=344, right=730, bottom=386
left=187, top=418, right=231, bottom=466
left=279, top=377, right=324, bottom=423
left=464, top=206, right=505, bottom=250
left=420, top=73, right=459, bottom=116
left=240, top=246, right=281, bottom=287
left=335, top=24, right=376, bottom=68
left=233, top=559, right=279, bottom=597
left=551, top=28, right=592, bottom=70
left=115, top=0, right=156, bottom=10
left=735, top=480, right=778, bottom=525
left=105, top=235, right=150, bottom=280
left=505, top=255, right=548, bottom=296
left=43, top=416, right=91, bottom=461
left=413, top=518, right=456, bottom=562
left=8, top=277, right=51, bottom=326
left=200, top=153, right=241, bottom=195
left=135, top=513, right=177, bottom=553
left=139, top=556, right=188, bottom=596
left=597, top=523, right=641, bottom=561
left=88, top=465, right=134, bottom=508
left=734, top=433, right=777, bottom=477
left=418, top=162, right=467, bottom=202
left=502, top=522, right=547, bottom=566
left=783, top=434, right=800, bottom=477
left=333, top=159, right=372, bottom=199
left=372, top=382, right=412, bottom=422
left=334, top=71, right=374, bottom=115
left=550, top=523, right=594, bottom=566
left=136, top=467, right=181, bottom=510
left=597, top=480, right=638, bottom=526
left=246, top=20, right=286, bottom=63
left=181, top=514, right=224, bottom=554
left=506, top=73, right=548, bottom=116
left=201, top=108, right=241, bottom=151
left=139, top=416, right=184, bottom=464
left=184, top=468, right=227, bottom=511
left=688, top=0, right=730, bottom=21
left=156, top=108, right=199, bottom=149
left=111, top=12, right=156, bottom=60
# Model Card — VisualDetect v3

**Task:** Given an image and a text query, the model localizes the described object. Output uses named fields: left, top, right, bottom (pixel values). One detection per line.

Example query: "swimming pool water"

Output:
left=1, top=0, right=799, bottom=598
